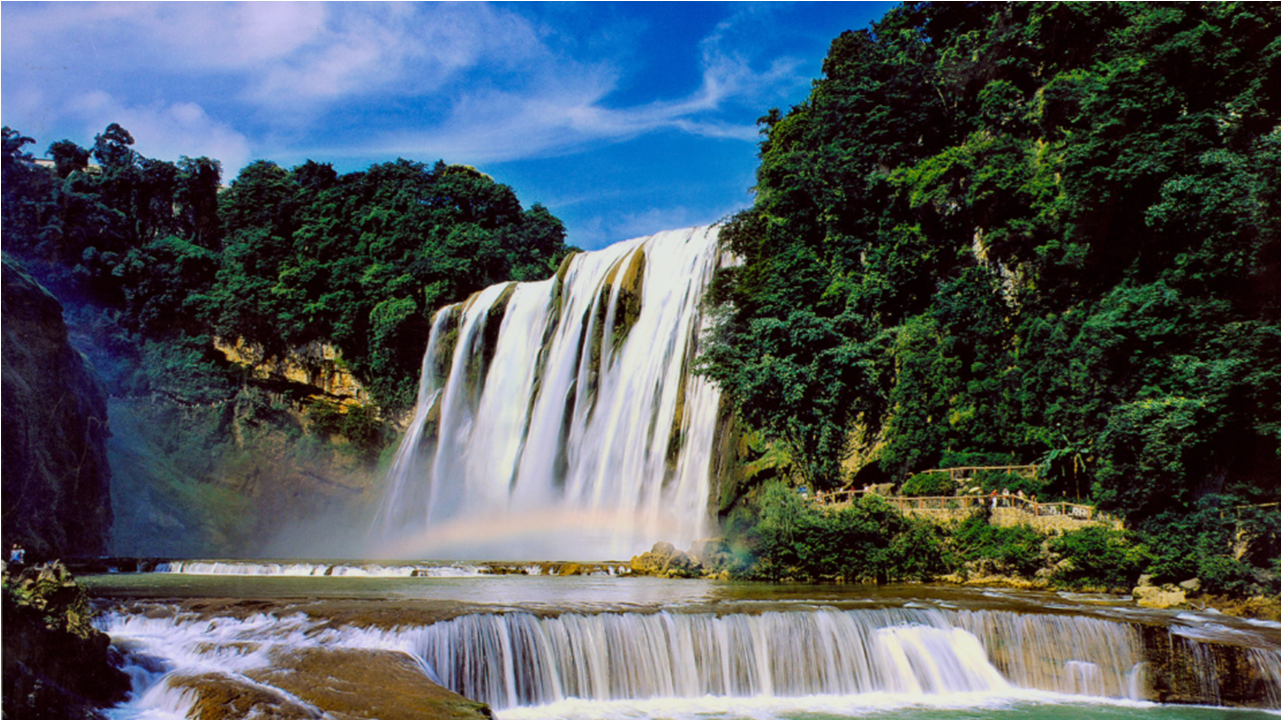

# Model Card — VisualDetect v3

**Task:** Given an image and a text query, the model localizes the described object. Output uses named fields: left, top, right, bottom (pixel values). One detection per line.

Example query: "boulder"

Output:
left=630, top=542, right=702, bottom=578
left=1133, top=580, right=1187, bottom=609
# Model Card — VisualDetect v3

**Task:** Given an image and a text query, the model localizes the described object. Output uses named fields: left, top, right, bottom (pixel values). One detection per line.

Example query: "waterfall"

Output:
left=409, top=608, right=1159, bottom=710
left=98, top=605, right=1282, bottom=718
left=373, top=226, right=728, bottom=559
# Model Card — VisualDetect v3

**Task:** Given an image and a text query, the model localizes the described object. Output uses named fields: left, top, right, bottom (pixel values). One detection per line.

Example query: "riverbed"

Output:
left=84, top=560, right=1281, bottom=719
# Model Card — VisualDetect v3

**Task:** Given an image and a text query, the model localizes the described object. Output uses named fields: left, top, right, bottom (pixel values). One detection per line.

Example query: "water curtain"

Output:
left=374, top=226, right=727, bottom=559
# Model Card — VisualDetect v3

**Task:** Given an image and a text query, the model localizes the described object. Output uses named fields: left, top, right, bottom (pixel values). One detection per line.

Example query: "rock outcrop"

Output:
left=630, top=541, right=702, bottom=578
left=1, top=259, right=113, bottom=556
left=1, top=561, right=131, bottom=718
left=162, top=648, right=493, bottom=719
left=214, top=336, right=369, bottom=407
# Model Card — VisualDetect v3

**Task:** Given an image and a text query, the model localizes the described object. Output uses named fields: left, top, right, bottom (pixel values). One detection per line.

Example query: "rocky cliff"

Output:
left=213, top=336, right=371, bottom=409
left=1, top=259, right=113, bottom=557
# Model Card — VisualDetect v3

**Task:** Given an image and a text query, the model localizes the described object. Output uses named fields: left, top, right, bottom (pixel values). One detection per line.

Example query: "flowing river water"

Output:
left=84, top=563, right=1279, bottom=719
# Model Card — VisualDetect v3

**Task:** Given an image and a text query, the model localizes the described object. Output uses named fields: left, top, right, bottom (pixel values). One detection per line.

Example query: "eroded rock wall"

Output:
left=1, top=260, right=113, bottom=557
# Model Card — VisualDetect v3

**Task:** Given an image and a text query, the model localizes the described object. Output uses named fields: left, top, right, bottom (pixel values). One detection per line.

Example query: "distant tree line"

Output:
left=1, top=124, right=573, bottom=411
left=698, top=1, right=1278, bottom=589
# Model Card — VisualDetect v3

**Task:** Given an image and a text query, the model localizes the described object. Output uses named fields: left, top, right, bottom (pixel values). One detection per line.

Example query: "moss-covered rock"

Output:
left=1, top=562, right=131, bottom=719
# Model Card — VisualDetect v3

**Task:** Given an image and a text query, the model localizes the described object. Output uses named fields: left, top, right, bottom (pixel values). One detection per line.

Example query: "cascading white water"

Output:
left=97, top=605, right=1282, bottom=719
left=409, top=608, right=1154, bottom=710
left=373, top=226, right=728, bottom=559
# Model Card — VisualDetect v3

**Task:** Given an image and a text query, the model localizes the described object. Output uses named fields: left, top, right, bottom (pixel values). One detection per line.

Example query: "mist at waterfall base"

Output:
left=368, top=226, right=727, bottom=561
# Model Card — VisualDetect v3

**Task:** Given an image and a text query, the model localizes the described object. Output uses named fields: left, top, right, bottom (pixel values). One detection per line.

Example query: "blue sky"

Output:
left=2, top=2, right=895, bottom=249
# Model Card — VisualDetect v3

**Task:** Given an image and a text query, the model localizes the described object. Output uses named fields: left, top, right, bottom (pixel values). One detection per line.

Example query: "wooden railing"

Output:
left=812, top=490, right=1108, bottom=521
left=919, top=465, right=1039, bottom=483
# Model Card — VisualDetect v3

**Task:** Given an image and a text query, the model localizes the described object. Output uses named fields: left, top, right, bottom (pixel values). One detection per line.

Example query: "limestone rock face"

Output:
left=214, top=336, right=369, bottom=405
left=1133, top=579, right=1188, bottom=609
left=1, top=260, right=113, bottom=556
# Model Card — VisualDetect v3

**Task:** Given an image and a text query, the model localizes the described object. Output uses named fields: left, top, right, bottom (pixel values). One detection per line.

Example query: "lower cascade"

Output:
left=373, top=226, right=729, bottom=559
left=412, top=608, right=1146, bottom=709
left=98, top=605, right=1282, bottom=717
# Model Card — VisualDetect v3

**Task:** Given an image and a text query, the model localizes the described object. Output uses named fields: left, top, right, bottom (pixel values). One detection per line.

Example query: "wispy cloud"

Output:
left=65, top=91, right=252, bottom=172
left=3, top=2, right=805, bottom=168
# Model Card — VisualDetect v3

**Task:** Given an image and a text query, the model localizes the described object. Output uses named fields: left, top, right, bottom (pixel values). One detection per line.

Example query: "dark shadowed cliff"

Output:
left=2, top=258, right=114, bottom=557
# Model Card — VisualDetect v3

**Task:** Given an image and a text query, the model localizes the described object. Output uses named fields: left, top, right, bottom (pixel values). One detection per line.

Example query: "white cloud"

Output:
left=335, top=4, right=805, bottom=164
left=3, top=2, right=326, bottom=71
left=3, top=2, right=805, bottom=168
left=66, top=91, right=252, bottom=172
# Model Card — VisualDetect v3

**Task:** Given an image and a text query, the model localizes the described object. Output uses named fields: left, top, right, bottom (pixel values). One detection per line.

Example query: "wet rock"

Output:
left=689, top=537, right=729, bottom=567
left=166, top=673, right=321, bottom=719
left=630, top=541, right=702, bottom=578
left=1179, top=578, right=1202, bottom=593
left=249, top=648, right=493, bottom=719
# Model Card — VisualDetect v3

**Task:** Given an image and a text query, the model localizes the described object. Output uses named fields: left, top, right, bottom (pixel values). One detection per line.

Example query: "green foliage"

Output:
left=308, top=399, right=389, bottom=455
left=750, top=481, right=947, bottom=582
left=699, top=3, right=1279, bottom=563
left=205, top=158, right=572, bottom=411
left=1137, top=495, right=1280, bottom=596
left=971, top=470, right=1044, bottom=498
left=900, top=471, right=952, bottom=497
left=1048, top=526, right=1148, bottom=590
left=951, top=512, right=1046, bottom=577
left=1, top=124, right=572, bottom=429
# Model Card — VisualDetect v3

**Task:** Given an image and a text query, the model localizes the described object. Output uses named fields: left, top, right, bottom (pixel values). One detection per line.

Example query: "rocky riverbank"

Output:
left=1, top=561, right=130, bottom=719
left=628, top=540, right=1282, bottom=622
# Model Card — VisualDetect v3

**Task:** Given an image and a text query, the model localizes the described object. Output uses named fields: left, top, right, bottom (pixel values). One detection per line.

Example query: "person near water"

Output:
left=8, top=542, right=25, bottom=566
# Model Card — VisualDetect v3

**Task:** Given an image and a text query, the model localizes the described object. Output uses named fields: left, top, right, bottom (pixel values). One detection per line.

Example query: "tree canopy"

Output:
left=699, top=2, right=1279, bottom=525
left=1, top=127, right=572, bottom=411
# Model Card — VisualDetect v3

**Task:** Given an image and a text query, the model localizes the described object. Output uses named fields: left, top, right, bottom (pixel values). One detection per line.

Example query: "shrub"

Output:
left=951, top=512, right=1046, bottom=577
left=1197, top=556, right=1259, bottom=596
left=1048, top=526, right=1149, bottom=590
left=972, top=469, right=1045, bottom=498
left=901, top=471, right=953, bottom=496
left=750, top=481, right=947, bottom=582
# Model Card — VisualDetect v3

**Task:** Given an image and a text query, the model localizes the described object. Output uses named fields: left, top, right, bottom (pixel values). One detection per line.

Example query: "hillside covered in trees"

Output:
left=2, top=125, right=572, bottom=413
left=699, top=3, right=1278, bottom=591
left=1, top=124, right=573, bottom=555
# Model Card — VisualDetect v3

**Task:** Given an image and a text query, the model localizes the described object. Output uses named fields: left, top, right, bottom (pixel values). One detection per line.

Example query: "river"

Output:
left=83, top=561, right=1280, bottom=719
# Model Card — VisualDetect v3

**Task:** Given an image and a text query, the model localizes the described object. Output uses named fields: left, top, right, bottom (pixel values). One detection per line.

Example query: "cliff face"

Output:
left=1, top=260, right=113, bottom=557
left=107, top=393, right=386, bottom=558
left=214, top=336, right=370, bottom=407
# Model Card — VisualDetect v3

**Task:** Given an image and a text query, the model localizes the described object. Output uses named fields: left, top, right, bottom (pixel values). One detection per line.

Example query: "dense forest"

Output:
left=699, top=2, right=1278, bottom=593
left=1, top=124, right=572, bottom=414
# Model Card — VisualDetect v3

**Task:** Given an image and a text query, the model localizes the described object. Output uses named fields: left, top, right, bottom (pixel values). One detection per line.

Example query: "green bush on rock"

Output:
left=900, top=471, right=953, bottom=496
